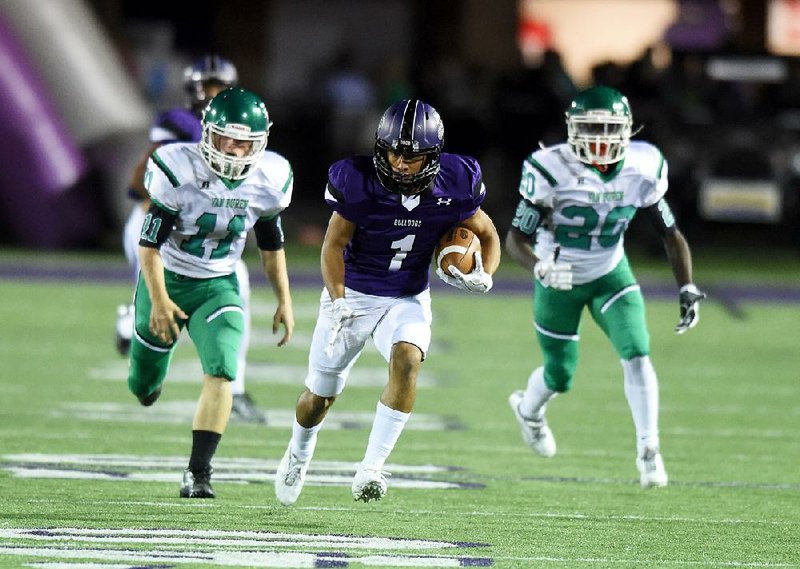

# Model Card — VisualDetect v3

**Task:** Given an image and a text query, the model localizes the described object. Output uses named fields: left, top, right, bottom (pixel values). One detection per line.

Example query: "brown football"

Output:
left=434, top=226, right=480, bottom=275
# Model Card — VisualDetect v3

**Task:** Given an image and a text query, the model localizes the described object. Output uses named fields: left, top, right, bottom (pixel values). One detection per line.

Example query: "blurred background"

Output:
left=1, top=0, right=799, bottom=255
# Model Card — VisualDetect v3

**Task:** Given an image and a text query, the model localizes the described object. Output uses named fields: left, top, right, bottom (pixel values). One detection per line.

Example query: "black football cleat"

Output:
left=231, top=392, right=267, bottom=424
left=179, top=468, right=215, bottom=498
left=138, top=386, right=162, bottom=407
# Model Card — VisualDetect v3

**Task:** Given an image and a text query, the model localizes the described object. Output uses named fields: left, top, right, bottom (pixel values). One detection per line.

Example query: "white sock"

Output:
left=520, top=366, right=557, bottom=421
left=622, top=356, right=660, bottom=455
left=290, top=418, right=323, bottom=462
left=361, top=401, right=410, bottom=470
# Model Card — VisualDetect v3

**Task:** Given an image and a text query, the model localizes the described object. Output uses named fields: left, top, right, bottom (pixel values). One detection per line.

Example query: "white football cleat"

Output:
left=508, top=390, right=556, bottom=458
left=274, top=444, right=309, bottom=506
left=636, top=447, right=668, bottom=488
left=352, top=466, right=388, bottom=502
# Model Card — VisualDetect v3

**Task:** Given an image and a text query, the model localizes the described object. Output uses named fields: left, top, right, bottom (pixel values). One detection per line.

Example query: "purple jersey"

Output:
left=325, top=153, right=486, bottom=296
left=149, top=108, right=202, bottom=144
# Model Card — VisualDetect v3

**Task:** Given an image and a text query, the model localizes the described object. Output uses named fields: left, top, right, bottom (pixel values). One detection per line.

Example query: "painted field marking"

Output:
left=0, top=454, right=483, bottom=491
left=0, top=528, right=493, bottom=568
left=88, top=360, right=442, bottom=388
left=50, top=402, right=463, bottom=430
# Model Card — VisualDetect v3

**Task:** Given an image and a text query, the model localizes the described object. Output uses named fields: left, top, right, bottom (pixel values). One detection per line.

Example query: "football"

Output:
left=435, top=225, right=480, bottom=275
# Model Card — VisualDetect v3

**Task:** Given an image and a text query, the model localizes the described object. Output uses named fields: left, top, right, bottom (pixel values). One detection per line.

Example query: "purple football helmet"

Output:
left=183, top=54, right=238, bottom=114
left=373, top=99, right=444, bottom=195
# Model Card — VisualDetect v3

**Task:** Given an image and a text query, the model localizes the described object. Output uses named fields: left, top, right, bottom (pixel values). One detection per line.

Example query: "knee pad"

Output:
left=305, top=368, right=348, bottom=399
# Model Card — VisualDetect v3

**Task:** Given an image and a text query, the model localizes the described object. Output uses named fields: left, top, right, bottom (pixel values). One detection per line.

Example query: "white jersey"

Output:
left=144, top=143, right=293, bottom=278
left=518, top=141, right=667, bottom=284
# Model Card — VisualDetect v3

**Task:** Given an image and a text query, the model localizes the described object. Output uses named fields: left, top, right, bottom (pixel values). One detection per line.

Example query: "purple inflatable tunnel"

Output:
left=0, top=14, right=95, bottom=247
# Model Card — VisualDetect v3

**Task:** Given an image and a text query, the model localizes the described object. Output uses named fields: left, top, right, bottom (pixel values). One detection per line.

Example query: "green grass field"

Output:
left=1, top=246, right=798, bottom=568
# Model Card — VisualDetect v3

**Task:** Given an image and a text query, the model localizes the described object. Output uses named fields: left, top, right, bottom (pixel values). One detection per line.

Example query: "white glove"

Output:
left=437, top=251, right=493, bottom=293
left=324, top=297, right=355, bottom=357
left=674, top=283, right=706, bottom=335
left=534, top=251, right=572, bottom=291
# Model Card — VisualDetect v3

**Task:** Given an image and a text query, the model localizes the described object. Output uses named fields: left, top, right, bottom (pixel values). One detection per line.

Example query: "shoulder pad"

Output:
left=439, top=153, right=484, bottom=201
left=627, top=141, right=666, bottom=180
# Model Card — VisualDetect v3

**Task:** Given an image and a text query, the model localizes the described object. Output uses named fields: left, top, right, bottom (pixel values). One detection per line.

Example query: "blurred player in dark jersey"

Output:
left=115, top=54, right=267, bottom=423
left=274, top=99, right=501, bottom=506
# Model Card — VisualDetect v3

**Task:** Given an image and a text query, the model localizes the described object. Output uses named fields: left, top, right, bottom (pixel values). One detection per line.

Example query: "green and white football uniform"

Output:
left=518, top=141, right=666, bottom=285
left=142, top=143, right=293, bottom=278
left=508, top=86, right=690, bottom=487
left=129, top=143, right=292, bottom=396
left=514, top=141, right=667, bottom=391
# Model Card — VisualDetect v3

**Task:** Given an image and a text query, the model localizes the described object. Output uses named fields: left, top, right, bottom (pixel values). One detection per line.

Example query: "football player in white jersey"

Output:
left=129, top=88, right=295, bottom=498
left=116, top=55, right=268, bottom=423
left=505, top=85, right=706, bottom=488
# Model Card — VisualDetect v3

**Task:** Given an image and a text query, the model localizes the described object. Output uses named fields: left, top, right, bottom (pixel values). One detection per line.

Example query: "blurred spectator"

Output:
left=375, top=54, right=412, bottom=108
left=418, top=49, right=492, bottom=159
left=591, top=60, right=627, bottom=92
left=494, top=48, right=577, bottom=164
left=663, top=52, right=715, bottom=126
left=315, top=46, right=378, bottom=157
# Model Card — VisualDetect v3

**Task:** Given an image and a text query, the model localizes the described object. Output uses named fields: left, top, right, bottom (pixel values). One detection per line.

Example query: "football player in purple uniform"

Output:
left=275, top=99, right=501, bottom=505
left=115, top=54, right=267, bottom=423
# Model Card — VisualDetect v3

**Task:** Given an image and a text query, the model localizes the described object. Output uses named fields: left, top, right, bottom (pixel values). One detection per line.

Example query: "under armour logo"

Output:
left=200, top=181, right=211, bottom=189
left=436, top=198, right=452, bottom=206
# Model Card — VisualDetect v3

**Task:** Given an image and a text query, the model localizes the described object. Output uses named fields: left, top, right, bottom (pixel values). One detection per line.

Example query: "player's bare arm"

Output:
left=321, top=212, right=355, bottom=300
left=260, top=248, right=294, bottom=346
left=505, top=227, right=537, bottom=272
left=661, top=228, right=694, bottom=287
left=138, top=246, right=187, bottom=345
left=459, top=208, right=501, bottom=274
left=641, top=199, right=694, bottom=287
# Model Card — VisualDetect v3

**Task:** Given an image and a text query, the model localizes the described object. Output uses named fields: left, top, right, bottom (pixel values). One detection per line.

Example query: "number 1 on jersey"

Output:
left=389, top=234, right=415, bottom=271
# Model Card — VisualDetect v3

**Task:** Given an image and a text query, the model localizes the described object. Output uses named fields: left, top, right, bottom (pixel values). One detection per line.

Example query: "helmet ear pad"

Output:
left=373, top=99, right=444, bottom=195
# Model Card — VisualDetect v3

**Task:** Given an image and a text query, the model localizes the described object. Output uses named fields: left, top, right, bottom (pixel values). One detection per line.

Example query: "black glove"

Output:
left=675, top=284, right=706, bottom=335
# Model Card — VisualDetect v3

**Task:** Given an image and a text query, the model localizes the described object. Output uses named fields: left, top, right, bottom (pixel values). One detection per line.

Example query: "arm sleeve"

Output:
left=641, top=198, right=678, bottom=237
left=139, top=202, right=177, bottom=249
left=254, top=215, right=285, bottom=251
